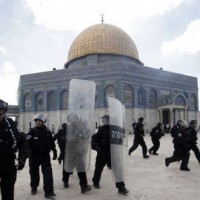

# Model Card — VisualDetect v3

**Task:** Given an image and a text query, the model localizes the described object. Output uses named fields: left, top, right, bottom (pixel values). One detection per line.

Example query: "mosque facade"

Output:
left=18, top=23, right=199, bottom=133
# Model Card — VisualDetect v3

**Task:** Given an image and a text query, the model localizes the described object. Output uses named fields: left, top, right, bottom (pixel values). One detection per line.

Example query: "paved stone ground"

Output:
left=15, top=133, right=200, bottom=200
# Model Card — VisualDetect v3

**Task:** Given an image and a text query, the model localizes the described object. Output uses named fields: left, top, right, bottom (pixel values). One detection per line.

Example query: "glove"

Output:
left=17, top=160, right=25, bottom=170
left=53, top=150, right=57, bottom=160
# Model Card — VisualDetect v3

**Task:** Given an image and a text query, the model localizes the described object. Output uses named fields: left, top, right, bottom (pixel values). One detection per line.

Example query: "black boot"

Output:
left=180, top=166, right=190, bottom=171
left=64, top=182, right=69, bottom=188
left=165, top=158, right=170, bottom=167
left=143, top=155, right=149, bottom=159
left=118, top=187, right=129, bottom=195
left=31, top=187, right=37, bottom=195
left=44, top=191, right=56, bottom=199
left=93, top=182, right=100, bottom=189
left=81, top=185, right=92, bottom=194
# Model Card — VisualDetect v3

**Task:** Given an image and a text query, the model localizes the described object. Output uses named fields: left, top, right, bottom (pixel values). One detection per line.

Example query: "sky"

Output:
left=0, top=0, right=200, bottom=105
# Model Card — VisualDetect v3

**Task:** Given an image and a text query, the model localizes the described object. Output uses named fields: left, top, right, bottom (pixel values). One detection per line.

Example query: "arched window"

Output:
left=175, top=95, right=186, bottom=105
left=138, top=87, right=145, bottom=105
left=190, top=94, right=197, bottom=111
left=149, top=89, right=157, bottom=108
left=35, top=93, right=44, bottom=111
left=47, top=91, right=56, bottom=110
left=60, top=90, right=68, bottom=110
left=124, top=86, right=133, bottom=107
left=24, top=93, right=32, bottom=112
left=105, top=85, right=115, bottom=106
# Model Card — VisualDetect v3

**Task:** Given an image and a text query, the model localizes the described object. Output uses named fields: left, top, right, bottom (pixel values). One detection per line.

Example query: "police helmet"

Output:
left=177, top=120, right=187, bottom=128
left=0, top=99, right=8, bottom=112
left=100, top=114, right=109, bottom=119
left=189, top=120, right=197, bottom=125
left=34, top=113, right=47, bottom=123
left=62, top=123, right=67, bottom=129
left=138, top=117, right=144, bottom=123
left=157, top=122, right=162, bottom=127
left=100, top=114, right=109, bottom=125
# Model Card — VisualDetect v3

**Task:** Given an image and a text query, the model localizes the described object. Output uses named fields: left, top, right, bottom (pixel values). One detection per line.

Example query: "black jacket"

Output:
left=54, top=127, right=67, bottom=153
left=0, top=117, right=29, bottom=165
left=186, top=126, right=198, bottom=145
left=150, top=126, right=163, bottom=139
left=27, top=125, right=56, bottom=154
left=134, top=122, right=145, bottom=138
left=92, top=125, right=110, bottom=153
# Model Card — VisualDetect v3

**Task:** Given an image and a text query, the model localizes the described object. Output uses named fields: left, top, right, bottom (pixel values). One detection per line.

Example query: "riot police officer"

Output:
left=187, top=120, right=200, bottom=164
left=0, top=99, right=29, bottom=200
left=92, top=115, right=129, bottom=195
left=149, top=122, right=164, bottom=155
left=128, top=117, right=149, bottom=158
left=27, top=113, right=57, bottom=198
left=64, top=114, right=92, bottom=194
left=165, top=120, right=191, bottom=171
left=53, top=123, right=71, bottom=188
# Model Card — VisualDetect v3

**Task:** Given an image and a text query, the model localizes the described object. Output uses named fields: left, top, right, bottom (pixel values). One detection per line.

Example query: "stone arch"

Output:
left=47, top=90, right=56, bottom=111
left=149, top=88, right=157, bottom=108
left=24, top=93, right=32, bottom=112
left=174, top=95, right=186, bottom=105
left=189, top=94, right=197, bottom=111
left=35, top=92, right=44, bottom=111
left=138, top=87, right=145, bottom=106
left=104, top=85, right=115, bottom=106
left=60, top=90, right=68, bottom=110
left=124, top=85, right=134, bottom=107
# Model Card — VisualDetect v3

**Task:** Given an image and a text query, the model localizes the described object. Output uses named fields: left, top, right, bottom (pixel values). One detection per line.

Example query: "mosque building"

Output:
left=18, top=22, right=199, bottom=133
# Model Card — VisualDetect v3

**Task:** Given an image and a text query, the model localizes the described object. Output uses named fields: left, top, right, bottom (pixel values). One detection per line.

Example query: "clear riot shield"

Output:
left=64, top=79, right=96, bottom=172
left=108, top=96, right=125, bottom=183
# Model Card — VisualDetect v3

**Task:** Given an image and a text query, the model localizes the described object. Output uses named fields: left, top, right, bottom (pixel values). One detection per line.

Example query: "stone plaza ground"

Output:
left=15, top=133, right=200, bottom=200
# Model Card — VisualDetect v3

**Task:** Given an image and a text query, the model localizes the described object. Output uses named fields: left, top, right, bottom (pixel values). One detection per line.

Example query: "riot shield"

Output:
left=64, top=79, right=96, bottom=172
left=108, top=96, right=125, bottom=183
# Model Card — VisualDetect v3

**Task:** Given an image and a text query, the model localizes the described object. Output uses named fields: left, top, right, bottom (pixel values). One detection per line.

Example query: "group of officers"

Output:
left=1, top=98, right=200, bottom=200
left=128, top=116, right=200, bottom=171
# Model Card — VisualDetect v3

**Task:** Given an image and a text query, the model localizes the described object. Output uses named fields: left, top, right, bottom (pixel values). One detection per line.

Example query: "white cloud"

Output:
left=0, top=62, right=19, bottom=105
left=161, top=19, right=200, bottom=55
left=25, top=0, right=183, bottom=31
left=0, top=46, right=7, bottom=54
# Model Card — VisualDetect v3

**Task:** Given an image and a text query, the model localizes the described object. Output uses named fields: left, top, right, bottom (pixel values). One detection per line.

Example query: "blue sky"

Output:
left=0, top=0, right=200, bottom=104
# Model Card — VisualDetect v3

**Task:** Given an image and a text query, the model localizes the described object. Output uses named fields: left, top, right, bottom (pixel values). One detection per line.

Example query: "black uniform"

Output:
left=149, top=124, right=164, bottom=155
left=27, top=125, right=57, bottom=196
left=53, top=123, right=70, bottom=186
left=187, top=126, right=200, bottom=164
left=92, top=125, right=128, bottom=194
left=0, top=116, right=29, bottom=200
left=128, top=121, right=149, bottom=158
left=165, top=126, right=191, bottom=171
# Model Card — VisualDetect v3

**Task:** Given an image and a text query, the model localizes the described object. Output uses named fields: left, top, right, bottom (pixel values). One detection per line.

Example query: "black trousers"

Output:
left=149, top=138, right=160, bottom=153
left=129, top=137, right=147, bottom=156
left=191, top=144, right=200, bottom=163
left=29, top=153, right=54, bottom=194
left=64, top=171, right=87, bottom=187
left=92, top=152, right=111, bottom=184
left=0, top=161, right=16, bottom=200
left=166, top=143, right=190, bottom=168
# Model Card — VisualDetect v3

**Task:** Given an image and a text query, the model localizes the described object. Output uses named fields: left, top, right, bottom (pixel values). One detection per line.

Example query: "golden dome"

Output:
left=67, top=23, right=139, bottom=62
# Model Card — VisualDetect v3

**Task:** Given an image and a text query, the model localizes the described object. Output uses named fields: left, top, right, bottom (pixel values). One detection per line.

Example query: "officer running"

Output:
left=165, top=120, right=191, bottom=171
left=128, top=117, right=149, bottom=159
left=149, top=122, right=164, bottom=155
left=187, top=120, right=200, bottom=164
